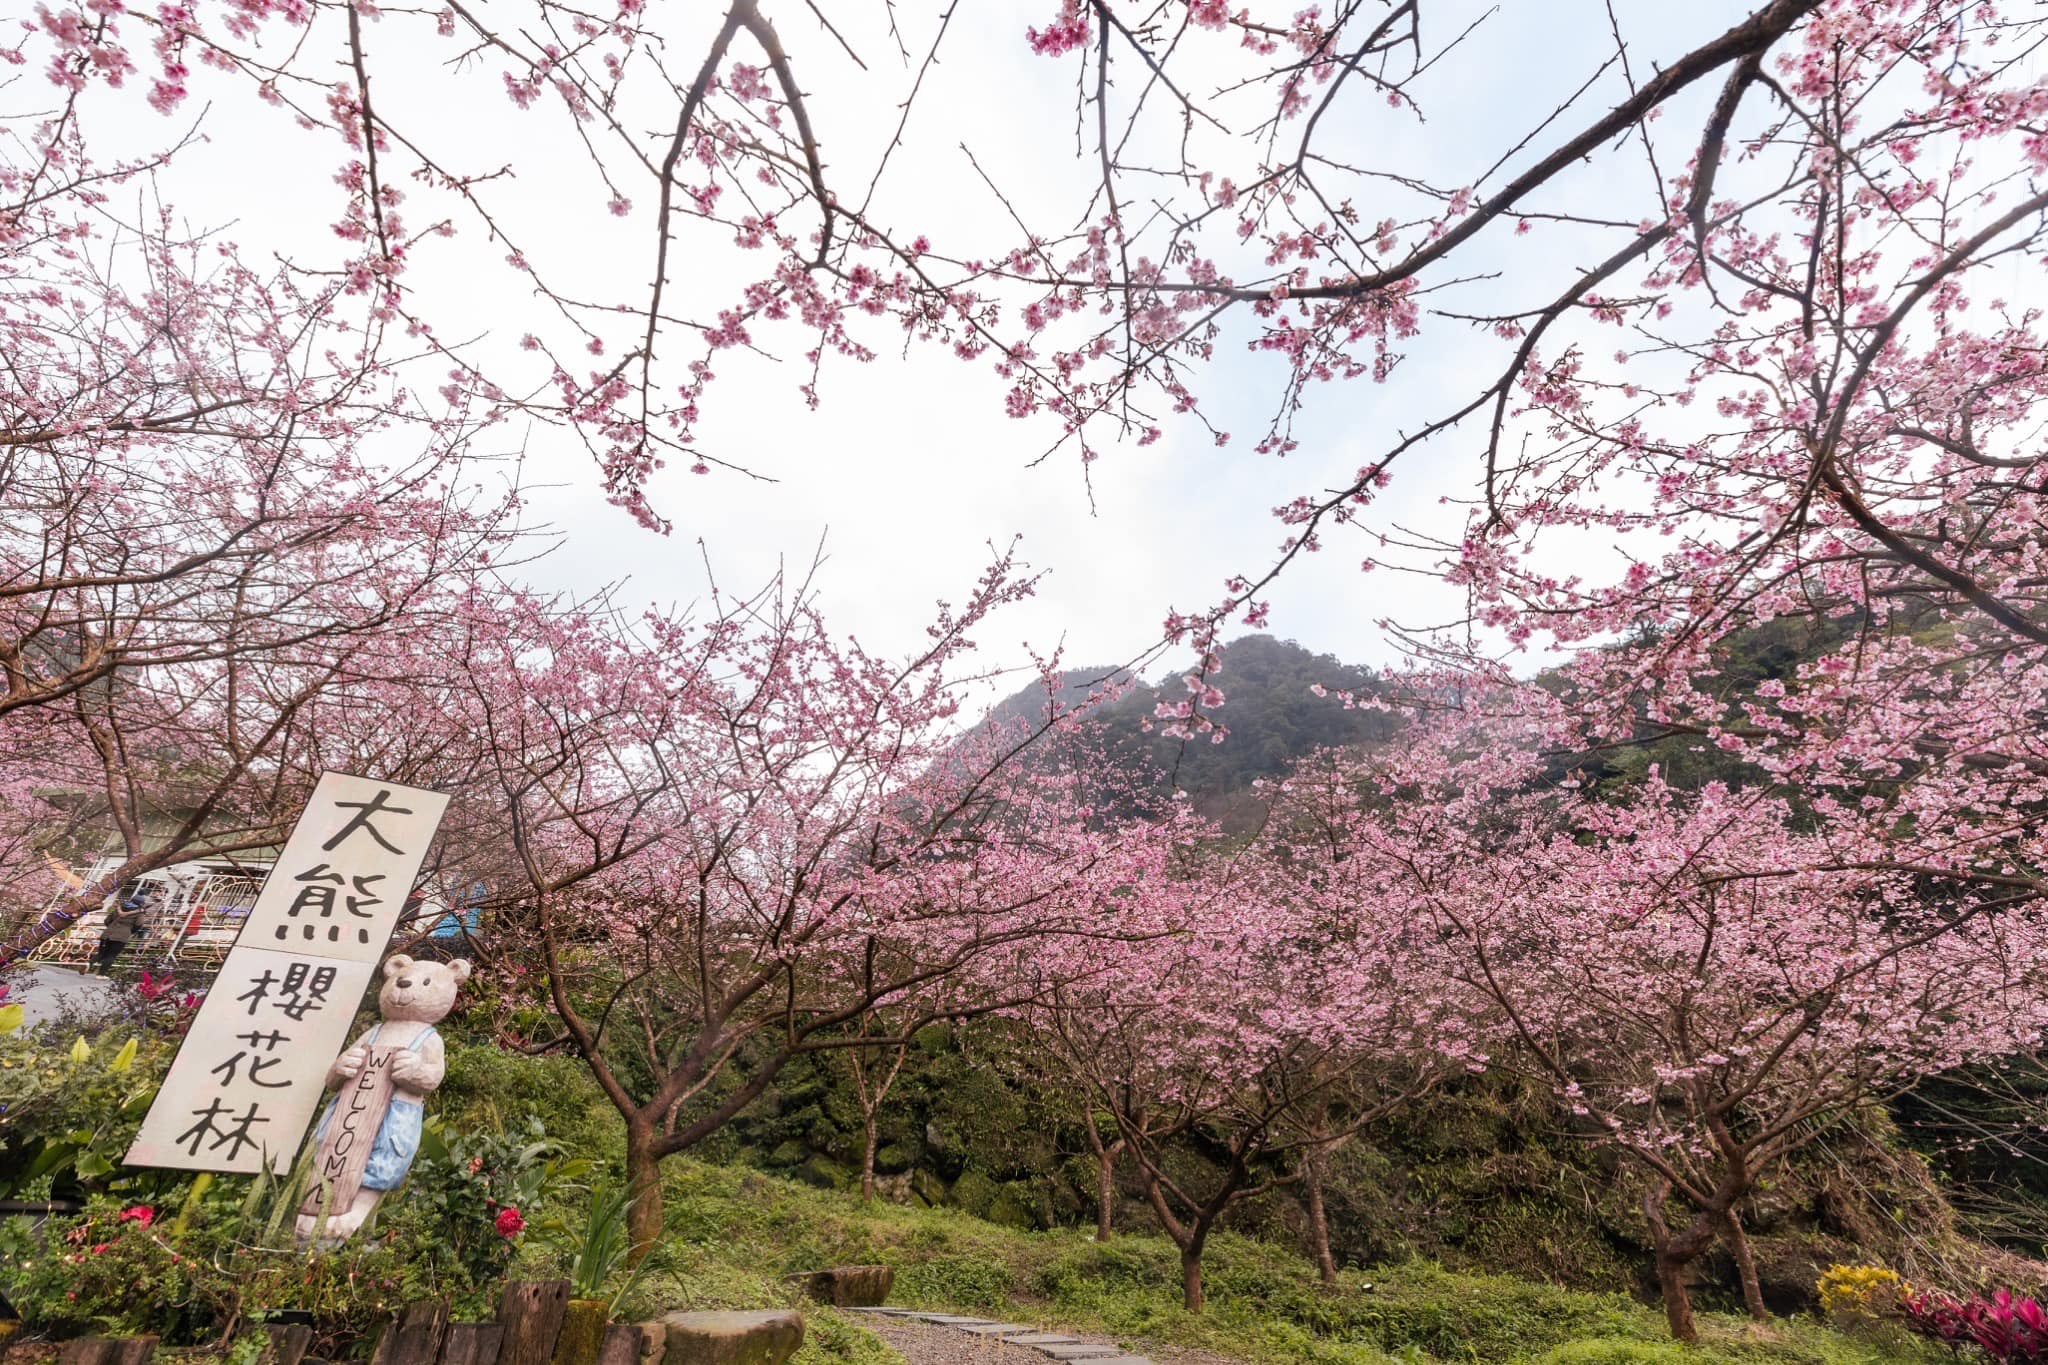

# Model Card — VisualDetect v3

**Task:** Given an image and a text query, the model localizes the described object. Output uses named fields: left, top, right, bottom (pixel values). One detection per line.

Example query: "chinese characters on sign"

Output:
left=125, top=773, right=448, bottom=1175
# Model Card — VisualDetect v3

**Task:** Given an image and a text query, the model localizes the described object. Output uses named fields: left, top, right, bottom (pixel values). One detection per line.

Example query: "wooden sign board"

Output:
left=125, top=773, right=448, bottom=1174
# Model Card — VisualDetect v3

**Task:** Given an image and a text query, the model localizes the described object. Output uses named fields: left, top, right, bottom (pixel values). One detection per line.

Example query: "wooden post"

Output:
left=300, top=1045, right=400, bottom=1223
left=495, top=1280, right=570, bottom=1365
left=258, top=1324, right=314, bottom=1365
left=441, top=1323, right=506, bottom=1365
left=592, top=1325, right=657, bottom=1365
left=56, top=1337, right=158, bottom=1365
left=368, top=1301, right=450, bottom=1365
left=550, top=1301, right=608, bottom=1365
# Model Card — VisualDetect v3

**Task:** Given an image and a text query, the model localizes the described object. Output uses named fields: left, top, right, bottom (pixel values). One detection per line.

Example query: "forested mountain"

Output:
left=982, top=634, right=1397, bottom=826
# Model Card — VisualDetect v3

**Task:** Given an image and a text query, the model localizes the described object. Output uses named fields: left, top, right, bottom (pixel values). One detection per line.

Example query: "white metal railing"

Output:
left=26, top=860, right=482, bottom=969
left=28, top=860, right=271, bottom=968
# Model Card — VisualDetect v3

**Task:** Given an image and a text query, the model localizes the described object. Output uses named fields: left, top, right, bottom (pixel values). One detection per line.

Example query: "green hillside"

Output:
left=985, top=634, right=1396, bottom=825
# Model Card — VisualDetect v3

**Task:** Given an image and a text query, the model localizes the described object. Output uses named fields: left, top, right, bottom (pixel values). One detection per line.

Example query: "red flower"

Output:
left=90, top=1244, right=109, bottom=1255
left=117, top=1206, right=155, bottom=1227
left=494, top=1207, right=525, bottom=1237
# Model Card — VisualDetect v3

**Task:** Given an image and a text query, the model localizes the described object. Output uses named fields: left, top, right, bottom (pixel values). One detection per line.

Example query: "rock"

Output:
left=986, top=1182, right=1041, bottom=1231
left=923, top=1119, right=965, bottom=1165
left=909, top=1170, right=949, bottom=1207
left=785, top=1265, right=894, bottom=1308
left=795, top=1155, right=850, bottom=1190
left=873, top=1142, right=918, bottom=1172
left=949, top=1170, right=998, bottom=1218
left=1750, top=1237, right=1834, bottom=1316
left=656, top=1311, right=803, bottom=1365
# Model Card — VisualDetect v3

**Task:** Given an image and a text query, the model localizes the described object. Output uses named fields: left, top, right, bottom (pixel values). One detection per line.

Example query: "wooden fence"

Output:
left=46, top=1280, right=656, bottom=1365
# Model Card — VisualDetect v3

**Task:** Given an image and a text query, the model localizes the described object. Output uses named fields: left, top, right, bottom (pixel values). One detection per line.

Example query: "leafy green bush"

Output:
left=0, top=1029, right=170, bottom=1203
left=0, top=1027, right=596, bottom=1349
left=434, top=1043, right=622, bottom=1164
left=0, top=1186, right=428, bottom=1353
left=892, top=1253, right=1016, bottom=1310
left=389, top=1115, right=591, bottom=1311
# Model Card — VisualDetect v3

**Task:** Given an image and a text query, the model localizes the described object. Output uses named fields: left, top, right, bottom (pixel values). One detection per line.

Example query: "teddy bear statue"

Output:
left=295, top=954, right=471, bottom=1241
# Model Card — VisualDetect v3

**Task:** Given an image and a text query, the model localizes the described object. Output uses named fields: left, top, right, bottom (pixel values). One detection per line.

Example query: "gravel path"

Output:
left=860, top=1318, right=1062, bottom=1365
left=852, top=1312, right=1248, bottom=1365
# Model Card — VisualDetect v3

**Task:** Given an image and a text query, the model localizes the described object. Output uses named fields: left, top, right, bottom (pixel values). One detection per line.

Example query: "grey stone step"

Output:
left=862, top=1308, right=1154, bottom=1365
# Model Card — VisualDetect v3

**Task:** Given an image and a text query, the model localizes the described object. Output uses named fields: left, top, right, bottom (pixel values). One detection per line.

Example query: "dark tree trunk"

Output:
left=1096, top=1147, right=1117, bottom=1240
left=845, top=1037, right=906, bottom=1208
left=1642, top=1183, right=1716, bottom=1343
left=624, top=1119, right=663, bottom=1263
left=1083, top=1111, right=1121, bottom=1241
left=1722, top=1209, right=1767, bottom=1321
left=1653, top=1244, right=1699, bottom=1343
left=1303, top=1147, right=1338, bottom=1286
left=1137, top=1163, right=1212, bottom=1313
left=859, top=1118, right=879, bottom=1205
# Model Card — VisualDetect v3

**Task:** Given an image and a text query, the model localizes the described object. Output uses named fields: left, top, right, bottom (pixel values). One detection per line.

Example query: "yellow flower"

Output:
left=1818, top=1264, right=1908, bottom=1323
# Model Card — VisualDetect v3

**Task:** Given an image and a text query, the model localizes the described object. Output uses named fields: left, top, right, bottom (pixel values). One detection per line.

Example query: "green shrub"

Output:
left=892, top=1253, right=1016, bottom=1310
left=0, top=1030, right=174, bottom=1204
left=435, top=1043, right=621, bottom=1163
left=0, top=1189, right=429, bottom=1353
left=393, top=1115, right=592, bottom=1310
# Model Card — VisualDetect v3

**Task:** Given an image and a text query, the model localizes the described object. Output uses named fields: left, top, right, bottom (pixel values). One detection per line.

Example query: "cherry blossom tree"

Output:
left=1034, top=749, right=1482, bottom=1312
left=456, top=553, right=1176, bottom=1251
left=0, top=74, right=524, bottom=962
left=0, top=528, right=518, bottom=968
left=1251, top=747, right=1436, bottom=1287
left=12, top=5, right=2048, bottom=1324
left=1336, top=699, right=2048, bottom=1341
left=14, top=2, right=2048, bottom=813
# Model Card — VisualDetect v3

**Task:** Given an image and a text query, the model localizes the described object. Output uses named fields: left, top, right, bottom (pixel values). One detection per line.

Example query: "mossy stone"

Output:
left=986, top=1182, right=1040, bottom=1231
left=948, top=1169, right=998, bottom=1217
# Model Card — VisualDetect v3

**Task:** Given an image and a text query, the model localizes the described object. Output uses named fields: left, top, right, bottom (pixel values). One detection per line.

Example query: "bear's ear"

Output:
left=383, top=955, right=415, bottom=980
left=449, top=959, right=474, bottom=984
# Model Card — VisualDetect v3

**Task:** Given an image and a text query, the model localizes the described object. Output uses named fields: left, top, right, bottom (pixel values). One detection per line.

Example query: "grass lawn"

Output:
left=609, top=1159, right=1942, bottom=1365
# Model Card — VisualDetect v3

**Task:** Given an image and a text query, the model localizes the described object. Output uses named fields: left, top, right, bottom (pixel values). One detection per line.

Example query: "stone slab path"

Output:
left=848, top=1308, right=1243, bottom=1365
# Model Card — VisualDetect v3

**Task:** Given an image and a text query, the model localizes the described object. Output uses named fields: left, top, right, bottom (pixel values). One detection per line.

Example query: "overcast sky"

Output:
left=28, top=2, right=1785, bottom=694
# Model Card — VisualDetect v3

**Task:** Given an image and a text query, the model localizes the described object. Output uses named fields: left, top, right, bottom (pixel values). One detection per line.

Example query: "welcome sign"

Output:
left=125, top=773, right=448, bottom=1175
